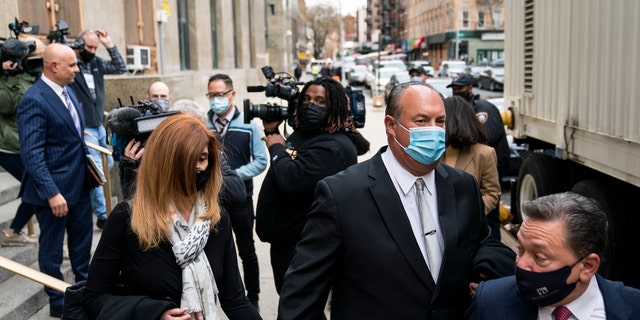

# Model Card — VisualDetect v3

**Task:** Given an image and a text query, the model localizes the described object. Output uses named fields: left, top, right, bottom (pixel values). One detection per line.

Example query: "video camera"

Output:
left=106, top=97, right=178, bottom=165
left=243, top=65, right=366, bottom=129
left=0, top=18, right=40, bottom=75
left=243, top=65, right=302, bottom=125
left=47, top=20, right=84, bottom=50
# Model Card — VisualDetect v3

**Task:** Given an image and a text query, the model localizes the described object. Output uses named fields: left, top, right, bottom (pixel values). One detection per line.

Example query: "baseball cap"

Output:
left=447, top=73, right=473, bottom=87
left=409, top=66, right=428, bottom=76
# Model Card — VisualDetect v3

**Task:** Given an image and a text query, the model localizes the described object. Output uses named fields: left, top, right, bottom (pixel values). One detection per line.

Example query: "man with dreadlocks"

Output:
left=255, top=77, right=359, bottom=294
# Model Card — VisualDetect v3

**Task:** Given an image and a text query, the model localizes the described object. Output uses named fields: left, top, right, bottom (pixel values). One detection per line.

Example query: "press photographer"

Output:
left=1, top=19, right=42, bottom=76
left=107, top=99, right=178, bottom=198
left=0, top=19, right=46, bottom=247
left=254, top=76, right=363, bottom=293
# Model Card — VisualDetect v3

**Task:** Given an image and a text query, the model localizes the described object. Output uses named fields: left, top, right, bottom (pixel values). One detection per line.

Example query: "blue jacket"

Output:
left=207, top=106, right=268, bottom=197
left=17, top=79, right=91, bottom=206
left=466, top=274, right=640, bottom=319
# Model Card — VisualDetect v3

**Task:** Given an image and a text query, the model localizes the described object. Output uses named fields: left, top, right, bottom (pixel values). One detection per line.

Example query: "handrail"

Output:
left=0, top=256, right=70, bottom=293
left=85, top=141, right=114, bottom=216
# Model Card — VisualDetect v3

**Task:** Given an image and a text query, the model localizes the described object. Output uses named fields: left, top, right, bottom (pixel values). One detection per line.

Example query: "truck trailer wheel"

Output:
left=514, top=153, right=564, bottom=224
left=571, top=180, right=624, bottom=283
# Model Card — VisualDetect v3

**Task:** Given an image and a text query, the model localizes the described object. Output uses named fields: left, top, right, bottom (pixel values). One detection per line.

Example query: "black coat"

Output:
left=256, top=130, right=357, bottom=244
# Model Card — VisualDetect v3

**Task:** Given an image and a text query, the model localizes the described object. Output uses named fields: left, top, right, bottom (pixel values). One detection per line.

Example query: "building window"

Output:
left=493, top=10, right=501, bottom=27
left=177, top=0, right=190, bottom=70
left=478, top=11, right=485, bottom=28
left=462, top=11, right=469, bottom=28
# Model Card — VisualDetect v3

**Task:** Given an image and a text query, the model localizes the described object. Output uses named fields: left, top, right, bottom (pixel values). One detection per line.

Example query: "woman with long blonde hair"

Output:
left=83, top=114, right=261, bottom=319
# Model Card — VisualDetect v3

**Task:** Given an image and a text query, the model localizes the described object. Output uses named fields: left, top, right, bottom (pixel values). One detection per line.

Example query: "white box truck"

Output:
left=504, top=0, right=640, bottom=288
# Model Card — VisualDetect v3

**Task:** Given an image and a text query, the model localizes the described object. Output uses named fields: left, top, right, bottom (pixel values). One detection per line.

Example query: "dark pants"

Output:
left=229, top=198, right=260, bottom=303
left=33, top=192, right=93, bottom=308
left=0, top=151, right=34, bottom=233
left=487, top=207, right=502, bottom=241
left=270, top=240, right=298, bottom=294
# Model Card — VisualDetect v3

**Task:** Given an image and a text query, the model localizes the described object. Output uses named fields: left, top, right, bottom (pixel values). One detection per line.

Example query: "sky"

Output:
left=305, top=0, right=367, bottom=16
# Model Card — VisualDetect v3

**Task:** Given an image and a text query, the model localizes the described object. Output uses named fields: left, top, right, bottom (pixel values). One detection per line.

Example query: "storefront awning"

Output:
left=414, top=37, right=425, bottom=49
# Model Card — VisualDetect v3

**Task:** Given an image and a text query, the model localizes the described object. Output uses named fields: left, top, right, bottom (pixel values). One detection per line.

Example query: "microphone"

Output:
left=106, top=107, right=142, bottom=135
left=247, top=85, right=266, bottom=92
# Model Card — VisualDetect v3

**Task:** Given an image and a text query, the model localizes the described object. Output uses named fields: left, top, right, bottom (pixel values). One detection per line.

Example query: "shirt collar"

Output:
left=539, top=276, right=605, bottom=319
left=41, top=74, right=64, bottom=96
left=381, top=148, right=436, bottom=197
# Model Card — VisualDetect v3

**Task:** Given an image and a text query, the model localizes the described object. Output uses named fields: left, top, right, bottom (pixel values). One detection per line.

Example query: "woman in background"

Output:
left=441, top=96, right=501, bottom=231
left=83, top=114, right=260, bottom=319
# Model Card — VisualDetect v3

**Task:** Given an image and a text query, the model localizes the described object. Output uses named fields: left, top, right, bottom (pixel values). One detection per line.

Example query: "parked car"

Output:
left=347, top=65, right=368, bottom=86
left=478, top=67, right=505, bottom=91
left=384, top=72, right=411, bottom=98
left=366, top=67, right=403, bottom=95
left=426, top=78, right=452, bottom=98
left=465, top=65, right=489, bottom=86
left=373, top=59, right=407, bottom=72
left=439, top=60, right=467, bottom=78
left=408, top=60, right=436, bottom=77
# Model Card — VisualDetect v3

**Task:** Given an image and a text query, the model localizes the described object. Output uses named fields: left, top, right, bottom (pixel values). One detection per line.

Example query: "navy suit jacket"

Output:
left=466, top=274, right=640, bottom=319
left=17, top=78, right=91, bottom=206
left=278, top=147, right=508, bottom=320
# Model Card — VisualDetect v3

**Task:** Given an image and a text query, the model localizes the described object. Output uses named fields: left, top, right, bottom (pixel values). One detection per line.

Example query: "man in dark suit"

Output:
left=17, top=43, right=93, bottom=318
left=466, top=192, right=640, bottom=320
left=277, top=82, right=513, bottom=319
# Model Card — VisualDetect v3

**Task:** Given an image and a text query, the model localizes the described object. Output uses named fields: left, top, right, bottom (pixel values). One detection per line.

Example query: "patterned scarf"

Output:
left=169, top=195, right=219, bottom=319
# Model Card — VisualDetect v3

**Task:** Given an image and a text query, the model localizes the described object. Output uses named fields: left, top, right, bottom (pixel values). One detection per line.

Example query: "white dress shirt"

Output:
left=381, top=149, right=444, bottom=268
left=538, top=276, right=606, bottom=320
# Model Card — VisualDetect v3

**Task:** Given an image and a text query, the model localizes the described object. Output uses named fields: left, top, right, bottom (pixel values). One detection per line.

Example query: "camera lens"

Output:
left=243, top=99, right=288, bottom=123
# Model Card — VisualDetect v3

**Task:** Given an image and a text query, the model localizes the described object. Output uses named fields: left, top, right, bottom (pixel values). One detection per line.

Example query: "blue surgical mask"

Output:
left=515, top=257, right=584, bottom=306
left=394, top=121, right=446, bottom=165
left=209, top=97, right=231, bottom=115
left=410, top=77, right=423, bottom=83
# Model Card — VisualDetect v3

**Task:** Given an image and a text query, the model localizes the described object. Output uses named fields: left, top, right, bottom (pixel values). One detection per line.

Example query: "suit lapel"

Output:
left=431, top=165, right=459, bottom=297
left=39, top=82, right=83, bottom=139
left=368, top=152, right=435, bottom=289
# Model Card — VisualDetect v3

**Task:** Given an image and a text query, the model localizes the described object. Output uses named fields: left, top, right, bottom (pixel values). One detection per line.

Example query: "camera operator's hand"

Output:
left=124, top=139, right=144, bottom=172
left=262, top=119, right=282, bottom=133
left=95, top=29, right=114, bottom=49
left=261, top=120, right=286, bottom=148
left=2, top=60, right=18, bottom=71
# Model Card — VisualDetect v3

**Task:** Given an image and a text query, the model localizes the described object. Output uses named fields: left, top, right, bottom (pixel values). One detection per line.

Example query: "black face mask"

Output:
left=453, top=91, right=473, bottom=101
left=515, top=257, right=584, bottom=306
left=79, top=49, right=95, bottom=63
left=298, top=103, right=327, bottom=133
left=195, top=166, right=211, bottom=191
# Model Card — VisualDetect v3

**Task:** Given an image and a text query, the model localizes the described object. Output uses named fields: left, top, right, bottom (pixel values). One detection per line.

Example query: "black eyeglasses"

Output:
left=205, top=89, right=233, bottom=99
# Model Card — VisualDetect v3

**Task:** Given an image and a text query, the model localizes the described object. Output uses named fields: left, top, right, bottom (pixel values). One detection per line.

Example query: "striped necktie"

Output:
left=62, top=88, right=81, bottom=136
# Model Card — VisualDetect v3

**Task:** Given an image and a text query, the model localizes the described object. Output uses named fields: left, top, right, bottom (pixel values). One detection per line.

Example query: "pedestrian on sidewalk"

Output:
left=83, top=114, right=260, bottom=319
left=17, top=43, right=93, bottom=318
left=0, top=35, right=45, bottom=247
left=206, top=74, right=268, bottom=309
left=256, top=77, right=358, bottom=294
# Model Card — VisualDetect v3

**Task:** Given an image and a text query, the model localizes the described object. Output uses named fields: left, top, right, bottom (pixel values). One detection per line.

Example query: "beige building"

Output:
left=1, top=0, right=283, bottom=109
left=392, top=0, right=505, bottom=67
